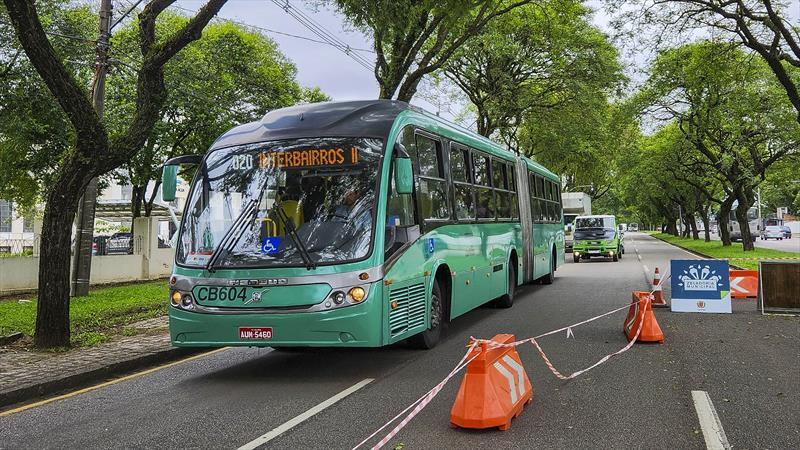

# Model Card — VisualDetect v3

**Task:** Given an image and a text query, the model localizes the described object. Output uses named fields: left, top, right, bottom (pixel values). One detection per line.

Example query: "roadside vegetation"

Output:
left=653, top=233, right=798, bottom=270
left=0, top=280, right=168, bottom=349
left=1, top=0, right=796, bottom=350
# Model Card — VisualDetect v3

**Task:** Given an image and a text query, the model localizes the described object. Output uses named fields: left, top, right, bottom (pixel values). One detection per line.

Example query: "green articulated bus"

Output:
left=162, top=100, right=564, bottom=349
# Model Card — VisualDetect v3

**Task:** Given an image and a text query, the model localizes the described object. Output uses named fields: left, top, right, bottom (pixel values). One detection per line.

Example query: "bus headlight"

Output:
left=171, top=291, right=182, bottom=306
left=181, top=294, right=194, bottom=309
left=331, top=291, right=346, bottom=305
left=348, top=287, right=366, bottom=303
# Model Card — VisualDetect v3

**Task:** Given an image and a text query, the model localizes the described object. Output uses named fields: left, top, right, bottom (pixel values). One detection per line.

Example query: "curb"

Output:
left=0, top=346, right=205, bottom=409
left=649, top=235, right=745, bottom=270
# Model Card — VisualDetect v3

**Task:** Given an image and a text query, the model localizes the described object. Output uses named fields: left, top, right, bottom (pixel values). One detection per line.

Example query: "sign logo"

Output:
left=678, top=264, right=723, bottom=291
left=243, top=290, right=266, bottom=306
left=261, top=237, right=281, bottom=254
left=671, top=259, right=731, bottom=314
left=425, top=238, right=435, bottom=258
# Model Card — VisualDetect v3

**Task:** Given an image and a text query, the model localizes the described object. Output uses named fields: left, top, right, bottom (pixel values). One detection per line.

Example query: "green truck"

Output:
left=572, top=215, right=624, bottom=262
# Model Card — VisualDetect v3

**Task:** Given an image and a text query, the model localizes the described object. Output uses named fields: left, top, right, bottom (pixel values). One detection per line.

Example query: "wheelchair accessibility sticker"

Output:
left=261, top=237, right=281, bottom=254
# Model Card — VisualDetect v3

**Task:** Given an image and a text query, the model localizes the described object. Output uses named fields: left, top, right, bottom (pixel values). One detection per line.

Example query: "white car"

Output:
left=762, top=225, right=784, bottom=240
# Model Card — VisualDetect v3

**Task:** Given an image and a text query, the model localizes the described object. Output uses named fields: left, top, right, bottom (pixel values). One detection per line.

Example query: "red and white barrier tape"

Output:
left=354, top=273, right=670, bottom=449
left=351, top=342, right=479, bottom=450
left=530, top=296, right=649, bottom=380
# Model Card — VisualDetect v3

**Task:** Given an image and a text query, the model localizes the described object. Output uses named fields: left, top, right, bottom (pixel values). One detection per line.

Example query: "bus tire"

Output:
left=410, top=280, right=444, bottom=349
left=573, top=254, right=580, bottom=263
left=613, top=253, right=619, bottom=262
left=542, top=250, right=555, bottom=285
left=495, top=263, right=516, bottom=308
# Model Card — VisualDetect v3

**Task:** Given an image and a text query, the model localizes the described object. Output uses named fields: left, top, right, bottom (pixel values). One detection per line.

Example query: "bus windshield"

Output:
left=575, top=217, right=615, bottom=230
left=176, top=137, right=384, bottom=269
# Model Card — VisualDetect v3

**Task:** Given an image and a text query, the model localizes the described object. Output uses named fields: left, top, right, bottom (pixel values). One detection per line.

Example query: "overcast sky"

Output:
left=173, top=0, right=799, bottom=122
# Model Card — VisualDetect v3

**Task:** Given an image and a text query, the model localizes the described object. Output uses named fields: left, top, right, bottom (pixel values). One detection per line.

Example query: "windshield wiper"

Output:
left=270, top=202, right=316, bottom=270
left=205, top=198, right=259, bottom=272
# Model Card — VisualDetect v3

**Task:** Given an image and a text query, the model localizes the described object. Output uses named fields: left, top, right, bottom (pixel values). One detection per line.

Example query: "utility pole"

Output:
left=71, top=0, right=112, bottom=297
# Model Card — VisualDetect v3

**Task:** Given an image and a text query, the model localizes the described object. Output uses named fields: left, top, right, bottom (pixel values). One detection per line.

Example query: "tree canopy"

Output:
left=330, top=0, right=546, bottom=101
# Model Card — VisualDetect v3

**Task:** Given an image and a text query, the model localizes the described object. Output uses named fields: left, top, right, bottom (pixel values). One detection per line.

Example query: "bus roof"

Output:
left=209, top=100, right=558, bottom=180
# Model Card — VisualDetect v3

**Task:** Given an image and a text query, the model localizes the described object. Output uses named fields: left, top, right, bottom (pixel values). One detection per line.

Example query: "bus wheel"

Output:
left=613, top=253, right=619, bottom=262
left=573, top=254, right=580, bottom=263
left=495, top=264, right=516, bottom=308
left=542, top=252, right=555, bottom=285
left=410, top=280, right=443, bottom=349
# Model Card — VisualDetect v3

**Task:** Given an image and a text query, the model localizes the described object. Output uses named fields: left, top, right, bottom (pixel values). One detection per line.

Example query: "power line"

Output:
left=111, top=0, right=145, bottom=30
left=108, top=50, right=248, bottom=117
left=0, top=18, right=96, bottom=44
left=269, top=0, right=374, bottom=72
left=170, top=4, right=374, bottom=56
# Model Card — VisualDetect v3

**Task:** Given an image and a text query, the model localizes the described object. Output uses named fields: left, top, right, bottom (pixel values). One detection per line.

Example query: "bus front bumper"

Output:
left=169, top=290, right=383, bottom=348
left=573, top=242, right=617, bottom=258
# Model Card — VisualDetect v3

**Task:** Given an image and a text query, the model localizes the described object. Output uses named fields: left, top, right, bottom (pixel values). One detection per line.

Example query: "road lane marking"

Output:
left=691, top=390, right=731, bottom=450
left=0, top=347, right=228, bottom=417
left=643, top=264, right=649, bottom=273
left=237, top=378, right=374, bottom=450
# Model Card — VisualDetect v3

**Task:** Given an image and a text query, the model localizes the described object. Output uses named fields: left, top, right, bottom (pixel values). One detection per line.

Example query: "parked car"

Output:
left=106, top=232, right=133, bottom=254
left=780, top=226, right=792, bottom=239
left=762, top=226, right=784, bottom=240
left=92, top=235, right=109, bottom=255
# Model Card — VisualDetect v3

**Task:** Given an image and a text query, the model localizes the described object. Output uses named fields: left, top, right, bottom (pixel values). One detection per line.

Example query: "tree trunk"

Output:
left=718, top=197, right=734, bottom=246
left=131, top=184, right=145, bottom=219
left=734, top=198, right=755, bottom=251
left=690, top=218, right=699, bottom=240
left=700, top=209, right=711, bottom=242
left=665, top=218, right=678, bottom=236
left=34, top=168, right=88, bottom=348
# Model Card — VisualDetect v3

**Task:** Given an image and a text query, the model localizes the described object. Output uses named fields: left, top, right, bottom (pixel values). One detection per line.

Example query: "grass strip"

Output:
left=652, top=233, right=799, bottom=270
left=0, top=280, right=168, bottom=348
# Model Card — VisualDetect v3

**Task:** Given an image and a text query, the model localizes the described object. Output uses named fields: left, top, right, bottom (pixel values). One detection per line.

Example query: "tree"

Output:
left=104, top=16, right=329, bottom=219
left=2, top=0, right=229, bottom=348
left=0, top=1, right=95, bottom=209
left=611, top=0, right=800, bottom=122
left=637, top=42, right=799, bottom=249
left=330, top=0, right=543, bottom=101
left=442, top=0, right=623, bottom=139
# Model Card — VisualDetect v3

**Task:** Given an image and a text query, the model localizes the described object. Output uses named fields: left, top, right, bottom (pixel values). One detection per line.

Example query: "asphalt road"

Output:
left=1, top=233, right=798, bottom=449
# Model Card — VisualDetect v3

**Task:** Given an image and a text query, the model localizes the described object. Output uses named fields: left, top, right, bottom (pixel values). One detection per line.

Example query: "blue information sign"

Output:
left=670, top=259, right=732, bottom=313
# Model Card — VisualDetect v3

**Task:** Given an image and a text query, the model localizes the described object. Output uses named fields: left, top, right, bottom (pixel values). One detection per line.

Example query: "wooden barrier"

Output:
left=759, top=262, right=800, bottom=314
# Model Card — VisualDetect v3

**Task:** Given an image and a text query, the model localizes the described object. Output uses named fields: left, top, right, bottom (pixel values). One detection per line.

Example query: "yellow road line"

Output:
left=0, top=347, right=228, bottom=417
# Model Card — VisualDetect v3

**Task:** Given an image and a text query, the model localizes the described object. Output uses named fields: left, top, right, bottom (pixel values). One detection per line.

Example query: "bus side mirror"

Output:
left=394, top=157, right=413, bottom=195
left=162, top=165, right=179, bottom=202
left=160, top=155, right=203, bottom=202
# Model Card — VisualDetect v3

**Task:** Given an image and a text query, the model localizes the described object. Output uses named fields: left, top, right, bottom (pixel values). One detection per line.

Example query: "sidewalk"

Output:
left=0, top=317, right=198, bottom=408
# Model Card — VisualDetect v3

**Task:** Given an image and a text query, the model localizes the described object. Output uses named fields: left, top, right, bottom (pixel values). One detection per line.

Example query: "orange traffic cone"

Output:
left=624, top=291, right=664, bottom=343
left=450, top=334, right=533, bottom=431
left=651, top=267, right=667, bottom=307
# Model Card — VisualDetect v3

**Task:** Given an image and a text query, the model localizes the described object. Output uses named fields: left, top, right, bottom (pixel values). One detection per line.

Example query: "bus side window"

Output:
left=528, top=172, right=539, bottom=223
left=386, top=128, right=417, bottom=229
left=507, top=163, right=518, bottom=219
left=536, top=176, right=545, bottom=223
left=473, top=152, right=494, bottom=220
left=555, top=183, right=562, bottom=222
left=415, top=134, right=449, bottom=224
left=451, top=146, right=475, bottom=221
